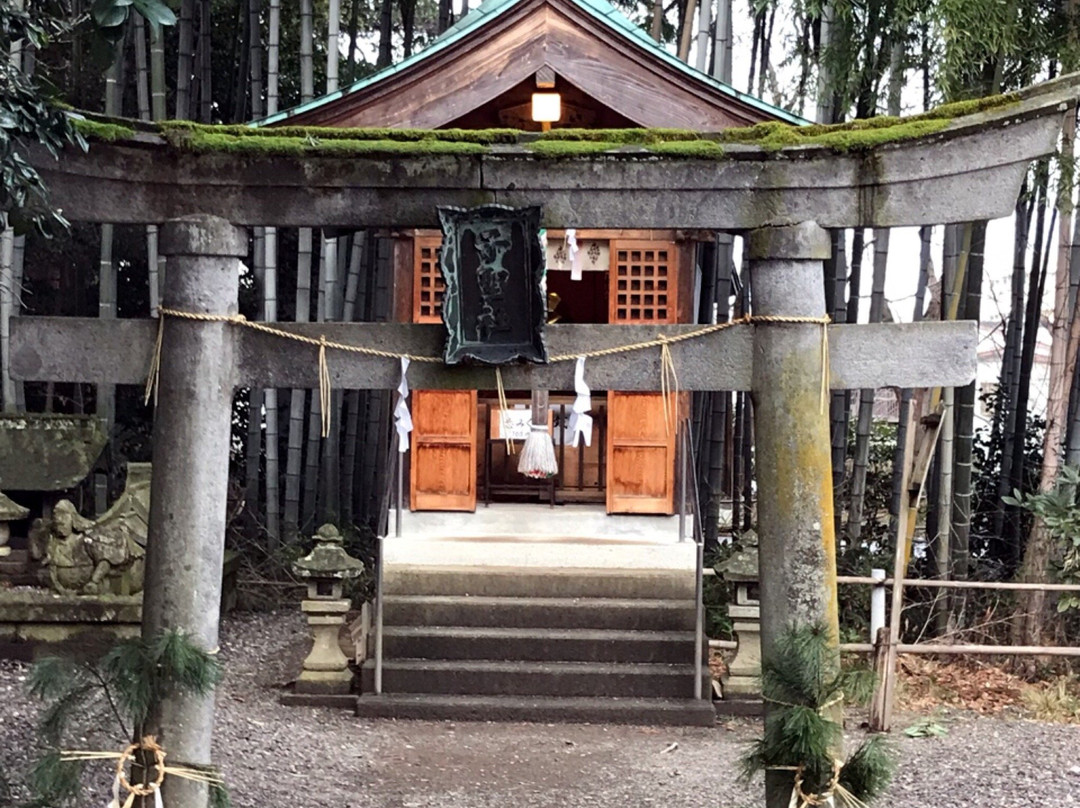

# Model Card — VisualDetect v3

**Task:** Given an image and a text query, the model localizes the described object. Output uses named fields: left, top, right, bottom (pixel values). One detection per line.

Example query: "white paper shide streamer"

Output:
left=568, top=356, right=593, bottom=447
left=565, top=228, right=582, bottom=280
left=394, top=356, right=412, bottom=453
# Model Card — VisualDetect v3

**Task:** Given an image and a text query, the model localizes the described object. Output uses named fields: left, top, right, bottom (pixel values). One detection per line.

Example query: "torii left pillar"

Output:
left=748, top=223, right=840, bottom=808
left=142, top=214, right=246, bottom=808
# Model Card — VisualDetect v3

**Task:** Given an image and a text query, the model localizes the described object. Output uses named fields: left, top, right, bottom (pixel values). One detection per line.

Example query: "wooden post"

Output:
left=870, top=394, right=919, bottom=732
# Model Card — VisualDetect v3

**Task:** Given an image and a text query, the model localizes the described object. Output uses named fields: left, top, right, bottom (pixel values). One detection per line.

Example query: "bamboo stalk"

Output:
left=950, top=221, right=986, bottom=623
left=199, top=0, right=212, bottom=122
left=150, top=21, right=166, bottom=120
left=249, top=0, right=264, bottom=119
left=259, top=0, right=282, bottom=544
left=890, top=227, right=932, bottom=529
left=285, top=226, right=314, bottom=540
left=0, top=223, right=15, bottom=413
left=677, top=0, right=697, bottom=61
left=267, top=0, right=280, bottom=109
left=711, top=0, right=731, bottom=81
left=847, top=227, right=887, bottom=544
left=10, top=233, right=24, bottom=412
left=935, top=226, right=959, bottom=625
left=96, top=41, right=124, bottom=431
left=287, top=0, right=316, bottom=539
left=134, top=15, right=150, bottom=119
left=1, top=23, right=25, bottom=413
left=300, top=0, right=314, bottom=101
left=176, top=0, right=195, bottom=119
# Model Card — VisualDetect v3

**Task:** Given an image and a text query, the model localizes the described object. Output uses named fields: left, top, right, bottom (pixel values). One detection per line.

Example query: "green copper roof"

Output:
left=257, top=0, right=806, bottom=128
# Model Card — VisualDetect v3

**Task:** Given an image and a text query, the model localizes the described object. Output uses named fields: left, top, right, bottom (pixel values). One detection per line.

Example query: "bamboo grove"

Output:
left=4, top=0, right=1080, bottom=647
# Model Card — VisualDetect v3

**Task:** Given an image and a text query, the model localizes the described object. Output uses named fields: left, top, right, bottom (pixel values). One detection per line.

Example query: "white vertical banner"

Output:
left=568, top=356, right=593, bottom=447
left=394, top=356, right=412, bottom=452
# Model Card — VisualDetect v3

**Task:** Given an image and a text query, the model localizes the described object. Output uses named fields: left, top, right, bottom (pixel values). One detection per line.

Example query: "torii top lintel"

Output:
left=35, top=73, right=1078, bottom=230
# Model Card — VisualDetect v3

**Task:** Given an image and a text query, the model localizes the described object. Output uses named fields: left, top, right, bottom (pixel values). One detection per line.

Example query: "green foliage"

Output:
left=23, top=629, right=226, bottom=808
left=934, top=0, right=1059, bottom=98
left=91, top=0, right=177, bottom=40
left=741, top=623, right=892, bottom=803
left=1004, top=465, right=1080, bottom=611
left=838, top=735, right=895, bottom=800
left=903, top=715, right=949, bottom=737
left=0, top=5, right=88, bottom=235
left=837, top=420, right=897, bottom=636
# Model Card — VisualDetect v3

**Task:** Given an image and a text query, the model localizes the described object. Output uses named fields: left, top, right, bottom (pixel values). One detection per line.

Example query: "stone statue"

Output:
left=29, top=464, right=151, bottom=596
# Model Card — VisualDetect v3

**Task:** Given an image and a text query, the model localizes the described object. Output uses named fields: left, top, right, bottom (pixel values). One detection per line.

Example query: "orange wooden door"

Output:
left=410, top=390, right=478, bottom=511
left=606, top=240, right=679, bottom=514
left=407, top=235, right=478, bottom=511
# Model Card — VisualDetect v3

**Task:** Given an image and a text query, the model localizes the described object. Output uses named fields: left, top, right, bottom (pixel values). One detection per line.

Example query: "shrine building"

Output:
left=265, top=0, right=801, bottom=519
left=260, top=0, right=804, bottom=722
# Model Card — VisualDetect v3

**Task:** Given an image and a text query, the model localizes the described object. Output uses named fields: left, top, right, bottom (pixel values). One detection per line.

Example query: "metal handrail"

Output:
left=372, top=436, right=401, bottom=697
left=680, top=419, right=707, bottom=701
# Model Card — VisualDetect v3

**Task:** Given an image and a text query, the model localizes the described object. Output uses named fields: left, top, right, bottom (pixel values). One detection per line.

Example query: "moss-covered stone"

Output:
left=536, top=127, right=707, bottom=144
left=166, top=128, right=491, bottom=157
left=72, top=118, right=136, bottom=142
left=646, top=140, right=726, bottom=158
left=525, top=140, right=623, bottom=158
left=718, top=117, right=953, bottom=152
left=69, top=89, right=1023, bottom=158
left=163, top=120, right=520, bottom=144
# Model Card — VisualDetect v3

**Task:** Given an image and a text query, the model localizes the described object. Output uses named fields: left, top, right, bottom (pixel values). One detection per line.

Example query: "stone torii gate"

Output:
left=11, top=75, right=1076, bottom=807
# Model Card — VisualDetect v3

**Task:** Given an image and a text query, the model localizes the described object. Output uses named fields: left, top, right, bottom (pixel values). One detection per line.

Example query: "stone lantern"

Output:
left=0, top=491, right=29, bottom=557
left=290, top=523, right=365, bottom=696
left=716, top=529, right=761, bottom=699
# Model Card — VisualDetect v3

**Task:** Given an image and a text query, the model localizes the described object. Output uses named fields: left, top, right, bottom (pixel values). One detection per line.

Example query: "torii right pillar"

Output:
left=747, top=222, right=839, bottom=808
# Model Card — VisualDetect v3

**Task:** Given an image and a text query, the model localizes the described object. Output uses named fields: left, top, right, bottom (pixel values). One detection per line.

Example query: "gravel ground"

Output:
left=3, top=611, right=1080, bottom=807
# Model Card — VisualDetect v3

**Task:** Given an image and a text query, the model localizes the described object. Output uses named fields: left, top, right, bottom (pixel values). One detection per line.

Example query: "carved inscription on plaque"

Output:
left=437, top=205, right=547, bottom=365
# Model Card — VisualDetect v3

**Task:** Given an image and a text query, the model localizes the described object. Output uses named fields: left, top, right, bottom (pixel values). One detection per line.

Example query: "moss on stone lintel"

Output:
left=165, top=128, right=491, bottom=157
left=69, top=89, right=1023, bottom=158
left=72, top=118, right=137, bottom=142
left=164, top=120, right=521, bottom=144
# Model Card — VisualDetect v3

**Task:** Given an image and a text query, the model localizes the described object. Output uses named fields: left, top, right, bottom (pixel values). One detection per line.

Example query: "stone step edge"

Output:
left=383, top=626, right=698, bottom=642
left=354, top=693, right=717, bottom=727
left=363, top=658, right=705, bottom=675
left=384, top=595, right=697, bottom=608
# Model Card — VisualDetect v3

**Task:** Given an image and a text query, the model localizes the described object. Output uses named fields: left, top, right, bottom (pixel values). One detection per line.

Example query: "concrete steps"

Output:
left=368, top=551, right=712, bottom=726
left=362, top=658, right=708, bottom=698
left=383, top=595, right=697, bottom=631
left=354, top=693, right=716, bottom=726
left=383, top=566, right=696, bottom=599
left=383, top=626, right=696, bottom=663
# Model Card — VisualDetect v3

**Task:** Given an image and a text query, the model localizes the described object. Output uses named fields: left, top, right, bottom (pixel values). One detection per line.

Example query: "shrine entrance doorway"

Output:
left=401, top=230, right=692, bottom=515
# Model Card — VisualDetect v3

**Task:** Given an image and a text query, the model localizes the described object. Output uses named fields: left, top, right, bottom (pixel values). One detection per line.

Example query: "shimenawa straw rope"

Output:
left=144, top=308, right=832, bottom=438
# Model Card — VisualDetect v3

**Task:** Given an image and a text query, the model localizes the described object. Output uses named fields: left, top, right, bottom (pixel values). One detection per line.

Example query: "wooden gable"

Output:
left=270, top=0, right=798, bottom=131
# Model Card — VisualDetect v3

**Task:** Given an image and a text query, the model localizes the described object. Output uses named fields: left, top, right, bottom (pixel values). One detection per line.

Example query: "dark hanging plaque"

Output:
left=437, top=204, right=548, bottom=365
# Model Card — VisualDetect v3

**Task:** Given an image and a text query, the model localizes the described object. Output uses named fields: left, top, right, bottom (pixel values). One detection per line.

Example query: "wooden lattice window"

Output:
left=412, top=234, right=445, bottom=323
left=608, top=240, right=678, bottom=324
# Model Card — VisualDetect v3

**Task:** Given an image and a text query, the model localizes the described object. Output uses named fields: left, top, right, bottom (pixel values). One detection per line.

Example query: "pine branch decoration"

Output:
left=740, top=622, right=894, bottom=807
left=22, top=629, right=229, bottom=808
